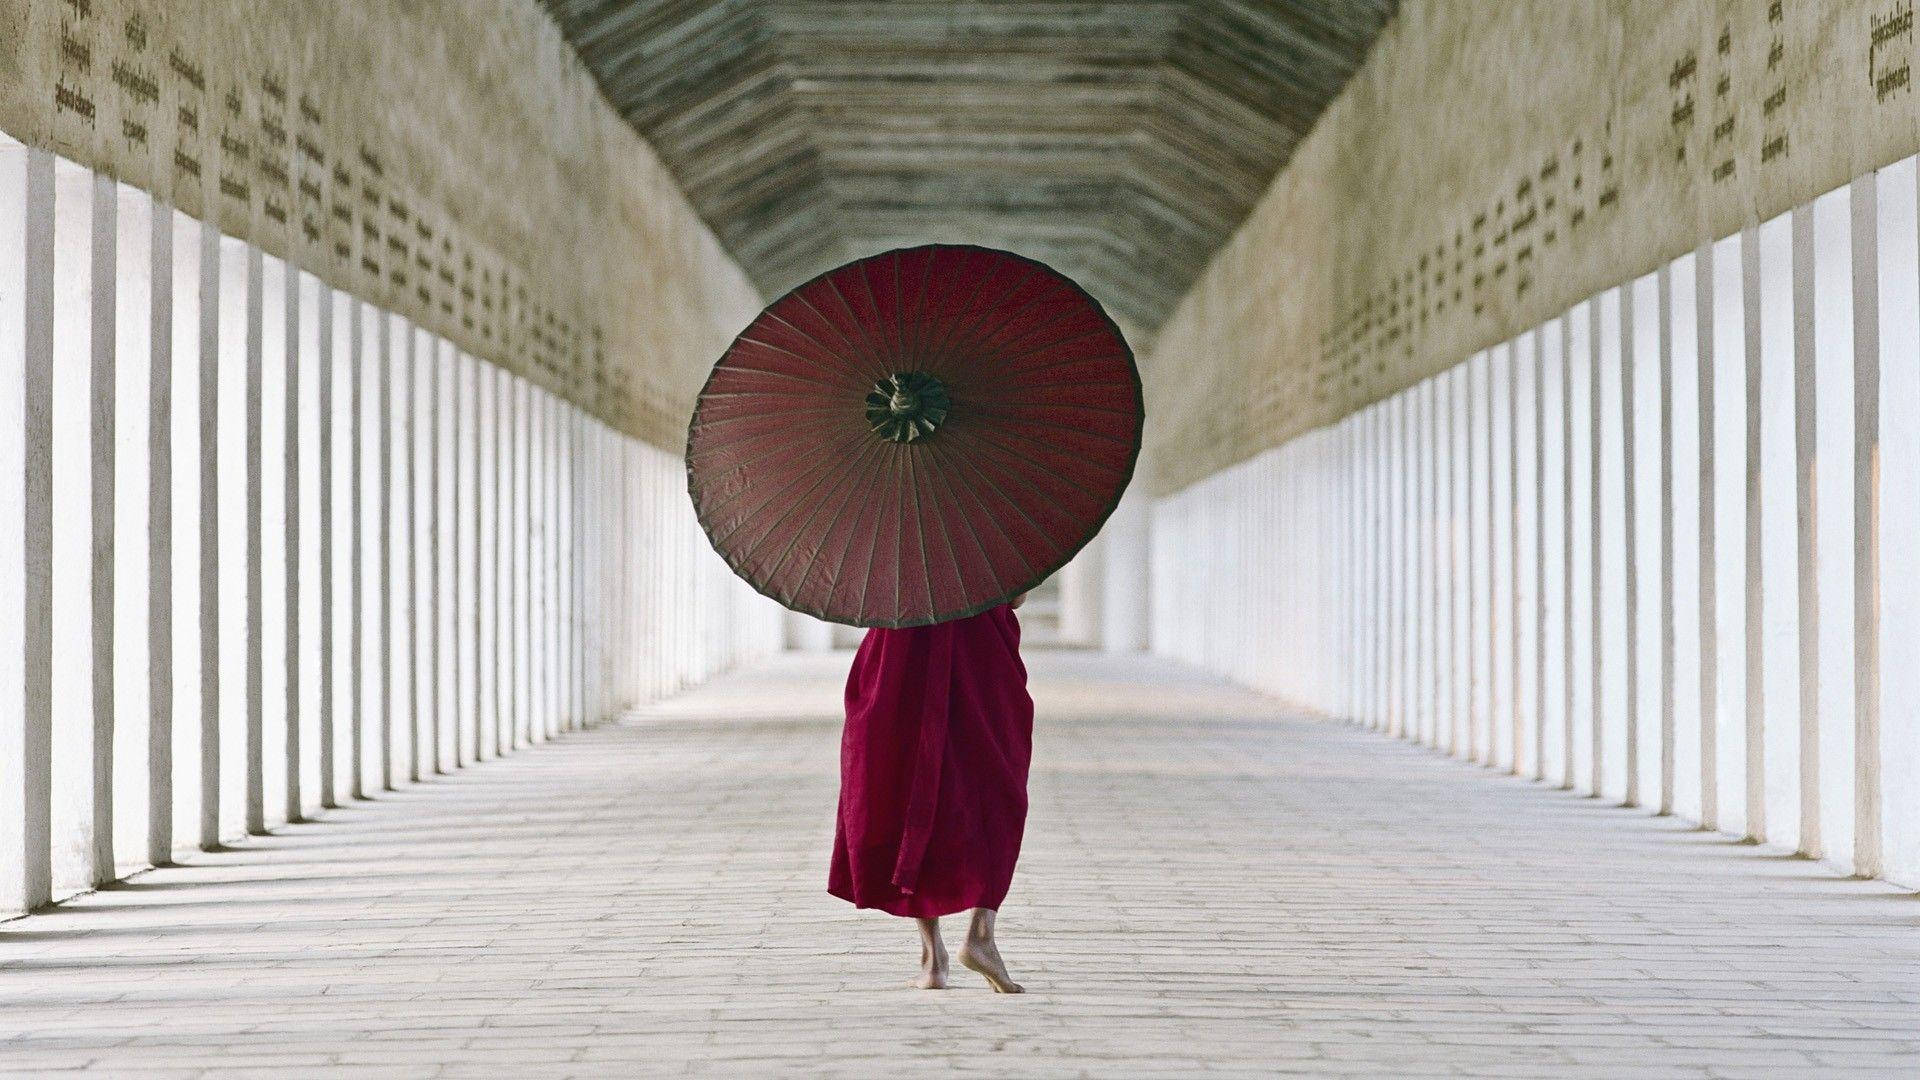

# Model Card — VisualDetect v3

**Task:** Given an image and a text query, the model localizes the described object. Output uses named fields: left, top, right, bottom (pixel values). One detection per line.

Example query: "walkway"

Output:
left=1, top=651, right=1915, bottom=1078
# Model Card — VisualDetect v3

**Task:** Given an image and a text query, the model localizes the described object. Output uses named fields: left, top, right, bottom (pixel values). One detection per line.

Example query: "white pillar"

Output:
left=86, top=171, right=118, bottom=880
left=1695, top=242, right=1719, bottom=828
left=784, top=610, right=835, bottom=652
left=0, top=142, right=55, bottom=912
left=1852, top=171, right=1883, bottom=879
left=1058, top=535, right=1104, bottom=647
left=1741, top=223, right=1767, bottom=841
left=1100, top=491, right=1150, bottom=653
left=146, top=195, right=176, bottom=857
left=196, top=220, right=222, bottom=848
left=315, top=282, right=336, bottom=809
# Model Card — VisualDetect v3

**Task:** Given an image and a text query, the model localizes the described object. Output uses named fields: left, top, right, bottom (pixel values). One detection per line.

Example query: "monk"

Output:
left=828, top=593, right=1034, bottom=993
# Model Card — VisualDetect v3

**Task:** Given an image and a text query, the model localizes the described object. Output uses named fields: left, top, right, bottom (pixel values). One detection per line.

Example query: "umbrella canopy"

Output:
left=687, top=244, right=1142, bottom=628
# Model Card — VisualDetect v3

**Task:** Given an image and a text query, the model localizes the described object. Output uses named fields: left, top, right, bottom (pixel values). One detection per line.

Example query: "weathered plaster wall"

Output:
left=0, top=0, right=762, bottom=447
left=1144, top=0, right=1920, bottom=495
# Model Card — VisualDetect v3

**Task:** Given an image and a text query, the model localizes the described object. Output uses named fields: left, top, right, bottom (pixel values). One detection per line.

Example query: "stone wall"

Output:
left=1143, top=0, right=1920, bottom=495
left=0, top=0, right=762, bottom=448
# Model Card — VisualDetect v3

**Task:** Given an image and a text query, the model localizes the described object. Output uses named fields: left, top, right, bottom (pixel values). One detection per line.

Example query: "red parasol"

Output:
left=686, top=244, right=1142, bottom=628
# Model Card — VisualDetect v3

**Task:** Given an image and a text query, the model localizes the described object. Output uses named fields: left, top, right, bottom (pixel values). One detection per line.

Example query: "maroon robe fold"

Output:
left=829, top=604, right=1034, bottom=918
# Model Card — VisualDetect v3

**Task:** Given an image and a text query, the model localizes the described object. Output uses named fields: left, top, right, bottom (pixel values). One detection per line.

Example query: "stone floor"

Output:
left=1, top=650, right=1916, bottom=1078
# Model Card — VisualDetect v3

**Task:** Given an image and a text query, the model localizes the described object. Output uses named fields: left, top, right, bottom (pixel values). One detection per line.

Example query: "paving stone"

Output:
left=0, top=650, right=1915, bottom=1077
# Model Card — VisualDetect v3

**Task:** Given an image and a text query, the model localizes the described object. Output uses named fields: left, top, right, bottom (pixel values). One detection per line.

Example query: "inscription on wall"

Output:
left=35, top=3, right=615, bottom=417
left=1300, top=0, right=1913, bottom=421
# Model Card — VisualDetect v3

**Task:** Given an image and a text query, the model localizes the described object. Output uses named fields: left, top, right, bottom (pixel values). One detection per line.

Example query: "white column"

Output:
left=411, top=327, right=434, bottom=779
left=280, top=258, right=301, bottom=823
left=1059, top=539, right=1103, bottom=647
left=1427, top=377, right=1443, bottom=748
left=1669, top=252, right=1705, bottom=821
left=0, top=142, right=54, bottom=911
left=196, top=220, right=222, bottom=849
left=785, top=610, right=835, bottom=652
left=1875, top=157, right=1919, bottom=887
left=546, top=392, right=561, bottom=735
left=1559, top=311, right=1577, bottom=789
left=145, top=194, right=175, bottom=860
left=1854, top=170, right=1887, bottom=880
left=1390, top=391, right=1407, bottom=740
left=86, top=171, right=118, bottom=881
left=242, top=242, right=265, bottom=836
left=477, top=359, right=497, bottom=760
left=256, top=252, right=288, bottom=832
left=1791, top=203, right=1820, bottom=856
left=1694, top=243, right=1719, bottom=829
left=527, top=386, right=544, bottom=741
left=1811, top=186, right=1861, bottom=866
left=346, top=297, right=366, bottom=802
left=1474, top=350, right=1493, bottom=763
left=1589, top=292, right=1609, bottom=797
left=1618, top=282, right=1641, bottom=807
left=1508, top=336, right=1527, bottom=775
left=509, top=374, right=526, bottom=748
left=1848, top=173, right=1880, bottom=878
left=315, top=282, right=337, bottom=810
left=1741, top=223, right=1767, bottom=841
left=47, top=158, right=97, bottom=896
left=377, top=310, right=397, bottom=791
left=1530, top=326, right=1549, bottom=780
left=442, top=341, right=463, bottom=764
left=1101, top=490, right=1150, bottom=653
left=462, top=352, right=481, bottom=761
left=1657, top=264, right=1678, bottom=814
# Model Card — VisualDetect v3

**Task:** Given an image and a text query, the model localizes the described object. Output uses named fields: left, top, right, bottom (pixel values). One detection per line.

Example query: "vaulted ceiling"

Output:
left=537, top=1, right=1398, bottom=336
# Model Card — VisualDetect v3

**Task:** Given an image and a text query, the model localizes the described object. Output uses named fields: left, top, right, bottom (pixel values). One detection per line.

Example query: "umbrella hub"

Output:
left=866, top=371, right=950, bottom=443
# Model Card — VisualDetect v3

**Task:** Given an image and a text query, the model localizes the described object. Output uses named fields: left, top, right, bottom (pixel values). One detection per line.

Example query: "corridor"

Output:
left=3, top=650, right=1914, bottom=1078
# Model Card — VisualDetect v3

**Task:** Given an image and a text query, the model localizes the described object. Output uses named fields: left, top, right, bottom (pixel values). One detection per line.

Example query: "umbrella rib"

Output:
left=922, top=265, right=1048, bottom=372
left=915, top=254, right=1015, bottom=376
left=903, top=447, right=936, bottom=620
left=709, top=437, right=876, bottom=577
left=852, top=445, right=894, bottom=626
left=854, top=261, right=897, bottom=379
left=944, top=428, right=1109, bottom=529
left=688, top=414, right=852, bottom=464
left=970, top=303, right=1108, bottom=366
left=969, top=400, right=1142, bottom=421
left=762, top=306, right=870, bottom=384
left=905, top=247, right=939, bottom=369
left=725, top=340, right=860, bottom=386
left=989, top=330, right=1125, bottom=375
left=915, top=455, right=977, bottom=608
left=775, top=434, right=892, bottom=612
left=731, top=428, right=889, bottom=594
left=949, top=414, right=1136, bottom=451
left=733, top=332, right=850, bottom=379
left=685, top=416, right=856, bottom=452
left=921, top=438, right=1016, bottom=599
left=994, top=371, right=1139, bottom=394
left=944, top=423, right=1136, bottom=473
left=884, top=253, right=909, bottom=373
left=787, top=288, right=878, bottom=378
left=810, top=448, right=887, bottom=625
left=696, top=424, right=873, bottom=549
left=807, top=276, right=887, bottom=380
left=692, top=402, right=852, bottom=420
left=923, top=437, right=1051, bottom=585
left=699, top=383, right=849, bottom=399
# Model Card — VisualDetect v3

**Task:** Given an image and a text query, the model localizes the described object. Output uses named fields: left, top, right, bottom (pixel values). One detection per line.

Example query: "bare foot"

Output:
left=957, top=938, right=1024, bottom=993
left=914, top=917, right=948, bottom=989
left=916, top=938, right=948, bottom=989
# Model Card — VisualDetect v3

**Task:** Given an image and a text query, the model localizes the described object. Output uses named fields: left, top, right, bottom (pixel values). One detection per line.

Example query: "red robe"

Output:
left=829, top=604, right=1034, bottom=918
